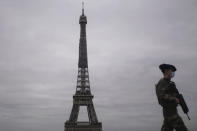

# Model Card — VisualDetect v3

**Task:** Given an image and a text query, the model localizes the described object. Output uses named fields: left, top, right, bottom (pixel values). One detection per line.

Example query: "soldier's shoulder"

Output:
left=156, top=78, right=169, bottom=88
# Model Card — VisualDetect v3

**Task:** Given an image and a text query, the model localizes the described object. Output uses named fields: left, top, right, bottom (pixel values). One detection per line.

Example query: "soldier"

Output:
left=155, top=64, right=188, bottom=131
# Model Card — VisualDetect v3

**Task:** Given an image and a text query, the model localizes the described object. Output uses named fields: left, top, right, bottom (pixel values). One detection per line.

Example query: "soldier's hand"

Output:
left=174, top=97, right=180, bottom=104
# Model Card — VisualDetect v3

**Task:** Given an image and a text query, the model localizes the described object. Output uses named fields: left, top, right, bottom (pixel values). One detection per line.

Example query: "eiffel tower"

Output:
left=65, top=3, right=102, bottom=131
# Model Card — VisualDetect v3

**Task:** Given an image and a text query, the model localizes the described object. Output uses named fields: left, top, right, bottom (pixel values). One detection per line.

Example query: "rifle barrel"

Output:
left=186, top=114, right=191, bottom=120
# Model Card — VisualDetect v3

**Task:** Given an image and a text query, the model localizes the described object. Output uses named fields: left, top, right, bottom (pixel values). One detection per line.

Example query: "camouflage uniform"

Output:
left=156, top=78, right=188, bottom=131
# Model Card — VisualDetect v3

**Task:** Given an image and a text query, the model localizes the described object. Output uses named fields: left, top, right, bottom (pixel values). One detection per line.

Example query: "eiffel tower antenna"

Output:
left=82, top=2, right=84, bottom=15
left=65, top=3, right=102, bottom=131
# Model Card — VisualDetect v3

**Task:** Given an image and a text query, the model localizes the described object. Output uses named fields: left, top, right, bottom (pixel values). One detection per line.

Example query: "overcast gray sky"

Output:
left=0, top=0, right=197, bottom=131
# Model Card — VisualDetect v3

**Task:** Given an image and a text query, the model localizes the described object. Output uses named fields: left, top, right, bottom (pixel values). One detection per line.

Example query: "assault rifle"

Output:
left=170, top=82, right=190, bottom=120
left=177, top=93, right=191, bottom=120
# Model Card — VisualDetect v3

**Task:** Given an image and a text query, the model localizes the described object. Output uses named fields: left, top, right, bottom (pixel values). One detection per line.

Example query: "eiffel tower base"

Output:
left=65, top=121, right=102, bottom=131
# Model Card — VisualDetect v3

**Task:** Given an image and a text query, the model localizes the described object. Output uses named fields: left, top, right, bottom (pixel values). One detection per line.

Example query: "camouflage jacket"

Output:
left=155, top=78, right=179, bottom=117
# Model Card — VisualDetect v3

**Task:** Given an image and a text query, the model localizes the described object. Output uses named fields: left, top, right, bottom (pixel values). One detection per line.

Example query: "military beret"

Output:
left=159, top=64, right=177, bottom=73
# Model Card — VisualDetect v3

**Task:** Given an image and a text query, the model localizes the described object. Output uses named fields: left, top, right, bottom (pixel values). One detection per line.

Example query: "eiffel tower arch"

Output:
left=65, top=3, right=102, bottom=131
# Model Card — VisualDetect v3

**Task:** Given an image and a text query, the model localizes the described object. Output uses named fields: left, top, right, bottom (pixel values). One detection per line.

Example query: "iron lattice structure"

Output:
left=65, top=3, right=102, bottom=131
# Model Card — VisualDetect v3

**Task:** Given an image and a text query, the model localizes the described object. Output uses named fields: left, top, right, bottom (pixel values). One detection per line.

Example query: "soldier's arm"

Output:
left=170, top=82, right=180, bottom=104
left=156, top=83, right=176, bottom=102
left=170, top=82, right=179, bottom=96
